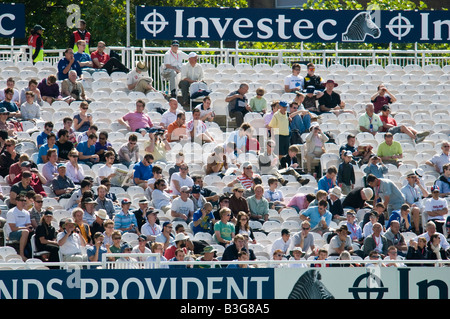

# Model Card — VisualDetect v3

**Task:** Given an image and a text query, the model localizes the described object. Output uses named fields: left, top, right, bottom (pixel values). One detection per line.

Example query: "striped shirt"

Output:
left=114, top=211, right=138, bottom=233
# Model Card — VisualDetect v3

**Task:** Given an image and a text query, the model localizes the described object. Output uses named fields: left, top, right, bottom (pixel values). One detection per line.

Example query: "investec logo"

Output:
left=140, top=8, right=344, bottom=41
left=141, top=8, right=450, bottom=43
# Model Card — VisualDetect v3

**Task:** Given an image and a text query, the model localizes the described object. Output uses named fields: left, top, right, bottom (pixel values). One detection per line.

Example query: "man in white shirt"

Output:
left=284, top=63, right=304, bottom=93
left=271, top=229, right=291, bottom=255
left=423, top=185, right=448, bottom=234
left=97, top=150, right=117, bottom=184
left=171, top=186, right=194, bottom=223
left=160, top=98, right=181, bottom=129
left=161, top=40, right=188, bottom=97
left=170, top=163, right=194, bottom=195
left=126, top=61, right=156, bottom=94
left=178, top=52, right=204, bottom=106
left=425, top=141, right=450, bottom=174
left=6, top=194, right=32, bottom=260
left=141, top=209, right=162, bottom=242
left=57, top=217, right=87, bottom=262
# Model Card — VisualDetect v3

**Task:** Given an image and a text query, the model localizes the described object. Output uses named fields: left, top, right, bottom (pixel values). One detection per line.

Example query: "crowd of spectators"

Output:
left=0, top=35, right=448, bottom=269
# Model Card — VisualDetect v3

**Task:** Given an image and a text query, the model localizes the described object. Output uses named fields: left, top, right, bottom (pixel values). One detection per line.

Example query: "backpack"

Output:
left=290, top=129, right=303, bottom=145
left=190, top=81, right=211, bottom=99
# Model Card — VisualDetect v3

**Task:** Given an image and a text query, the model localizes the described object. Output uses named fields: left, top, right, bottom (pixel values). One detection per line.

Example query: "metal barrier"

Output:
left=0, top=255, right=447, bottom=270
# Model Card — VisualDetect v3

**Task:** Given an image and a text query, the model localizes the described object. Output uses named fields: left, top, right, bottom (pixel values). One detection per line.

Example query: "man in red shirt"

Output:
left=90, top=41, right=129, bottom=75
left=379, top=104, right=429, bottom=143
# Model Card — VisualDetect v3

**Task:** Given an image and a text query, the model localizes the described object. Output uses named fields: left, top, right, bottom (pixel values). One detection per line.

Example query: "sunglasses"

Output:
left=35, top=200, right=43, bottom=203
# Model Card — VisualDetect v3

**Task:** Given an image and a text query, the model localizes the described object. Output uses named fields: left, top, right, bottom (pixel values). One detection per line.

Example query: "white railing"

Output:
left=0, top=256, right=447, bottom=270
left=0, top=43, right=449, bottom=91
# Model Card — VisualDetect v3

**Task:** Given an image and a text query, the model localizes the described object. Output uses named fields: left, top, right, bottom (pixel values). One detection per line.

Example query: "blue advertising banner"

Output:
left=0, top=268, right=274, bottom=299
left=0, top=3, right=25, bottom=38
left=136, top=6, right=450, bottom=43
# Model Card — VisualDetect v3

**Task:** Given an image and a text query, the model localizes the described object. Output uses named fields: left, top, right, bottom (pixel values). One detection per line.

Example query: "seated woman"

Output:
left=73, top=101, right=93, bottom=133
left=234, top=211, right=256, bottom=244
left=34, top=210, right=60, bottom=264
left=205, top=145, right=228, bottom=177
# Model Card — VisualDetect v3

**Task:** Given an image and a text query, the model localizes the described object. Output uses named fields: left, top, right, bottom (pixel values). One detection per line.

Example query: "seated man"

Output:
left=126, top=61, right=156, bottom=94
left=19, top=78, right=43, bottom=106
left=117, top=133, right=140, bottom=168
left=186, top=107, right=214, bottom=144
left=167, top=112, right=188, bottom=143
left=288, top=101, right=311, bottom=135
left=37, top=74, right=61, bottom=105
left=51, top=163, right=76, bottom=199
left=284, top=63, right=304, bottom=93
left=379, top=104, right=429, bottom=143
left=161, top=40, right=188, bottom=97
left=178, top=52, right=204, bottom=106
left=57, top=48, right=82, bottom=81
left=435, top=163, right=450, bottom=197
left=0, top=77, right=19, bottom=104
left=6, top=193, right=33, bottom=260
left=0, top=88, right=20, bottom=118
left=423, top=185, right=448, bottom=234
left=20, top=90, right=41, bottom=121
left=358, top=103, right=383, bottom=136
left=303, top=63, right=325, bottom=90
left=133, top=153, right=154, bottom=190
left=300, top=200, right=333, bottom=235
left=61, top=70, right=88, bottom=103
left=118, top=99, right=154, bottom=136
left=76, top=133, right=100, bottom=167
left=171, top=186, right=195, bottom=224
left=318, top=80, right=351, bottom=115
left=91, top=41, right=129, bottom=74
left=160, top=98, right=182, bottom=129
left=376, top=132, right=403, bottom=167
left=339, top=133, right=374, bottom=165
left=247, top=184, right=269, bottom=223
left=225, top=83, right=251, bottom=128
left=425, top=141, right=450, bottom=175
left=73, top=40, right=95, bottom=74
left=370, top=83, right=397, bottom=114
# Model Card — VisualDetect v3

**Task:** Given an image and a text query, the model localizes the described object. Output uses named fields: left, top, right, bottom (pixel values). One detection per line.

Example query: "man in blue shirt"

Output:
left=300, top=199, right=332, bottom=235
left=57, top=48, right=82, bottom=81
left=36, top=121, right=55, bottom=148
left=76, top=133, right=99, bottom=167
left=435, top=163, right=450, bottom=197
left=73, top=40, right=96, bottom=74
left=0, top=88, right=19, bottom=117
left=114, top=199, right=140, bottom=234
left=318, top=166, right=338, bottom=193
left=133, top=153, right=154, bottom=189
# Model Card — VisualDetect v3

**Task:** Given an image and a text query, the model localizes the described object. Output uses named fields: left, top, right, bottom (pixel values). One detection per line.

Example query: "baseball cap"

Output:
left=172, top=40, right=179, bottom=46
left=279, top=100, right=288, bottom=107
left=121, top=198, right=132, bottom=205
left=188, top=52, right=197, bottom=58
left=431, top=185, right=440, bottom=192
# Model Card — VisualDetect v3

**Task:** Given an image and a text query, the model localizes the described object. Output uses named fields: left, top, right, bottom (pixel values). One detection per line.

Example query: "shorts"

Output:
left=388, top=126, right=402, bottom=135
left=9, top=230, right=26, bottom=241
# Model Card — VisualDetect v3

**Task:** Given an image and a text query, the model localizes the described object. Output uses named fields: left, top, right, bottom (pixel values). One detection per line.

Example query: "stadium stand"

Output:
left=0, top=47, right=448, bottom=270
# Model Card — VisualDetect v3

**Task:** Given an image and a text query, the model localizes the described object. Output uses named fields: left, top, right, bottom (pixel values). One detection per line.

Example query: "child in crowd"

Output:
left=249, top=87, right=267, bottom=114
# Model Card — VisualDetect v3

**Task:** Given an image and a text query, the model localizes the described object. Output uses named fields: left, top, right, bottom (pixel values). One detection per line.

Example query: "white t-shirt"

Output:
left=98, top=164, right=116, bottom=180
left=171, top=197, right=194, bottom=218
left=6, top=207, right=31, bottom=228
left=424, top=197, right=448, bottom=221
left=170, top=173, right=194, bottom=195
left=161, top=109, right=180, bottom=127
left=284, top=74, right=304, bottom=91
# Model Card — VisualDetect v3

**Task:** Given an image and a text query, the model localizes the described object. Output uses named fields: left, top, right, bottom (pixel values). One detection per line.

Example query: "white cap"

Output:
left=188, top=52, right=197, bottom=58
